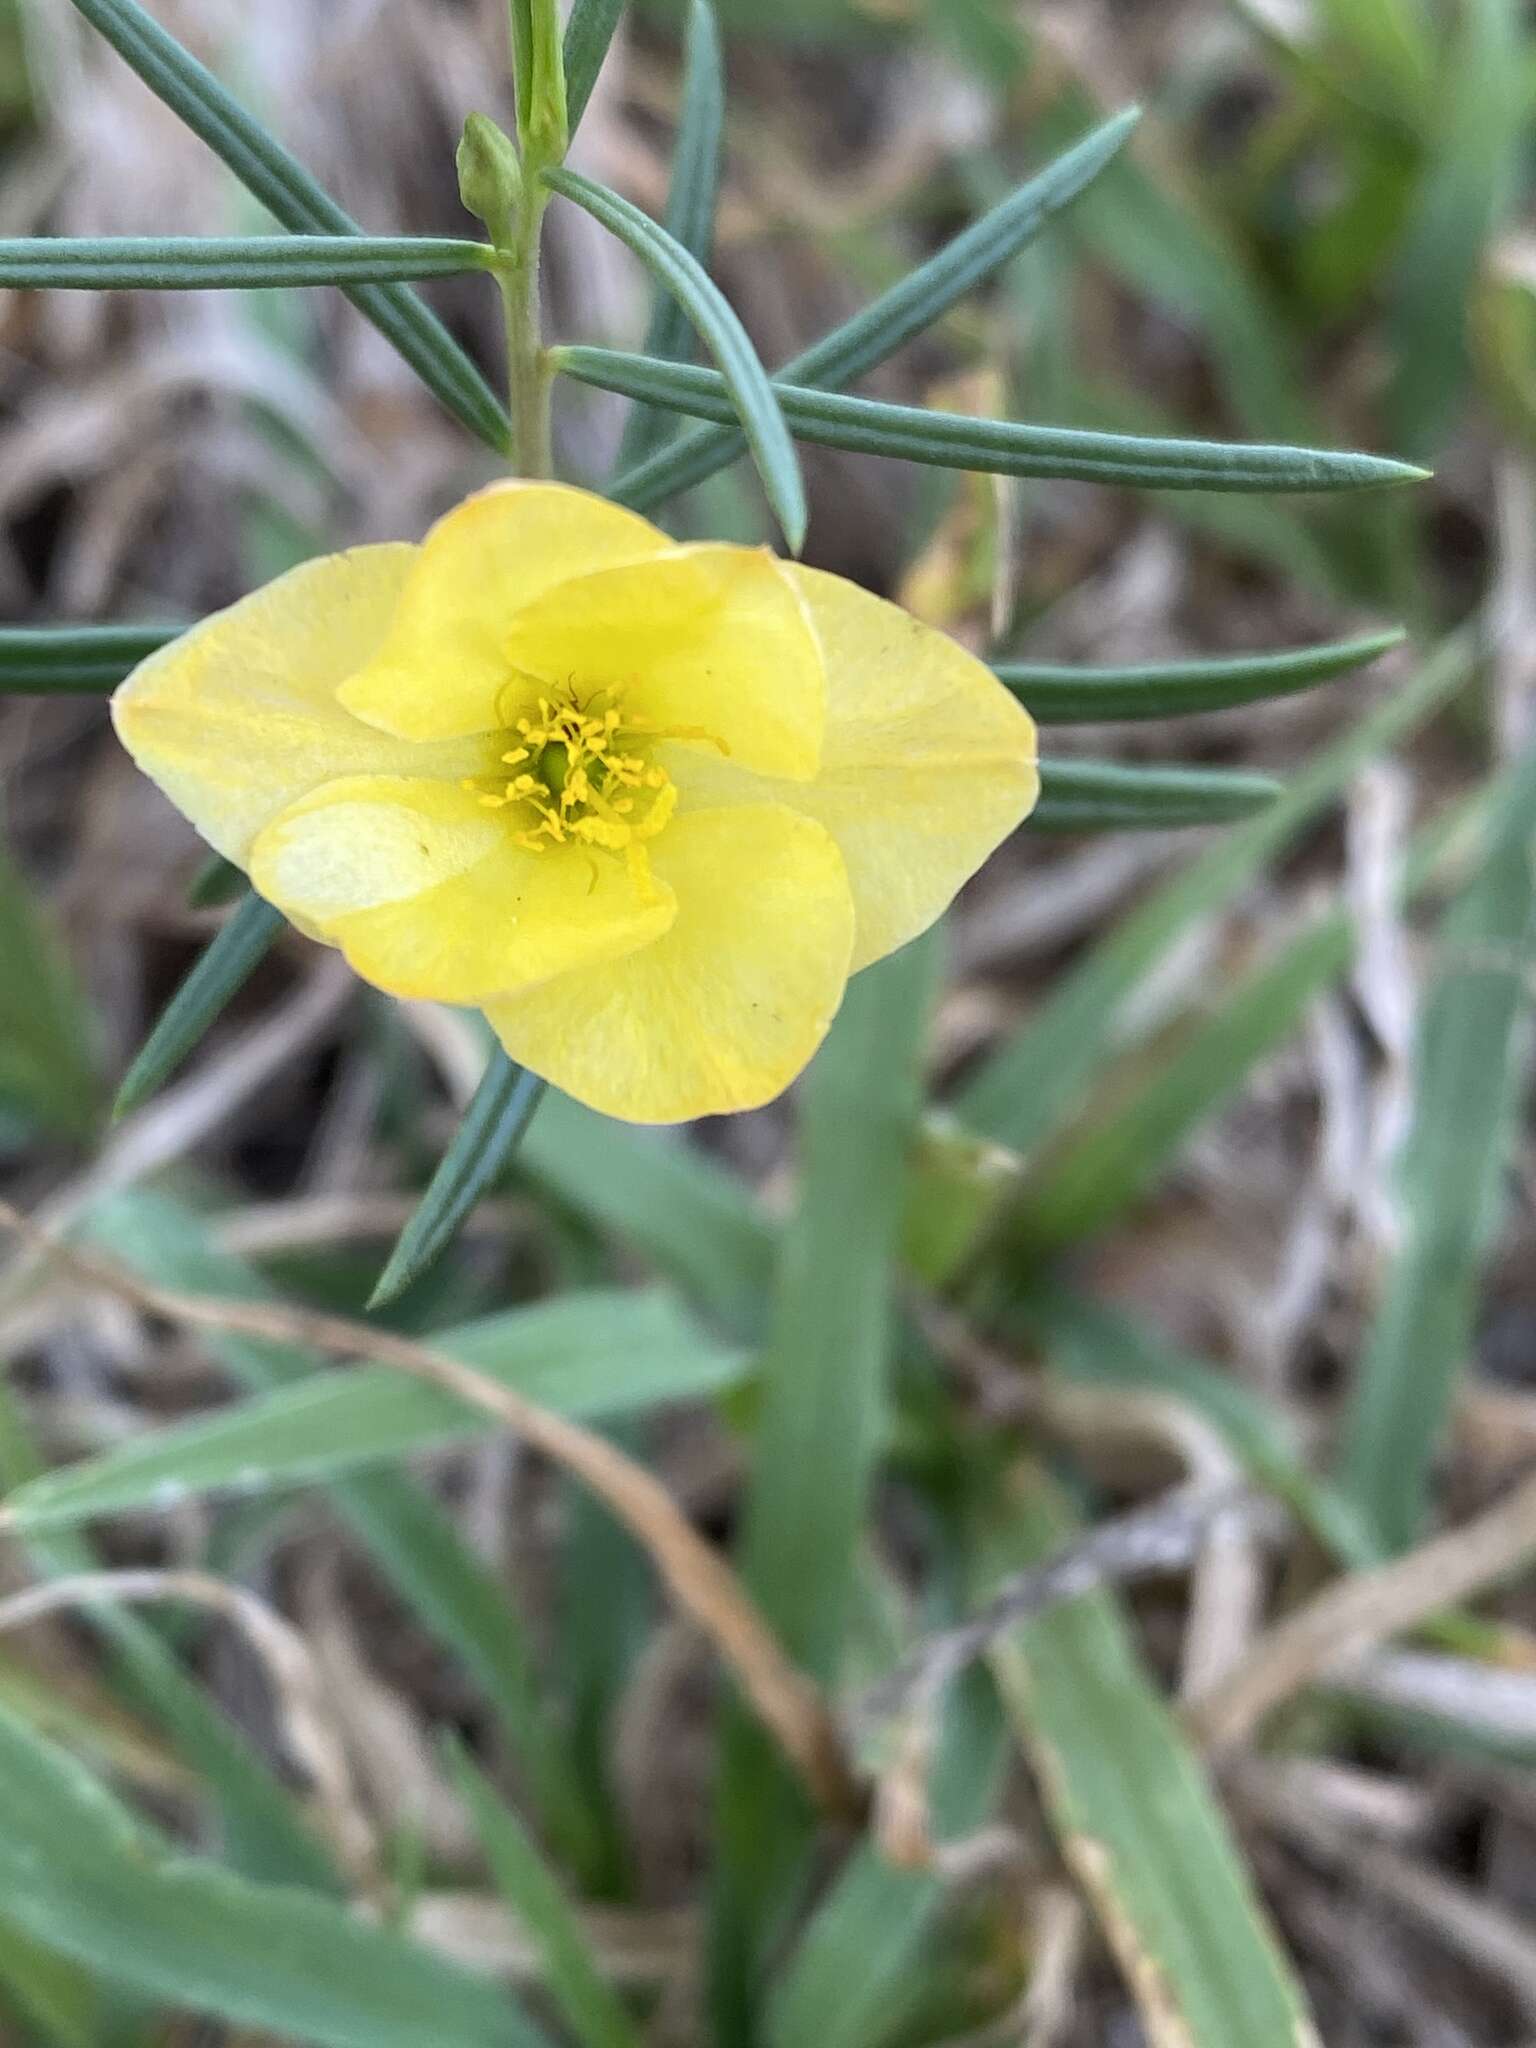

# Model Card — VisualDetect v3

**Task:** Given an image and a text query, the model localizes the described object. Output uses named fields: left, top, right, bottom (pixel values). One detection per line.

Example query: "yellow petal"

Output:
left=659, top=564, right=1038, bottom=972
left=502, top=544, right=826, bottom=781
left=249, top=776, right=675, bottom=1004
left=337, top=482, right=670, bottom=741
left=112, top=545, right=489, bottom=867
left=483, top=804, right=853, bottom=1122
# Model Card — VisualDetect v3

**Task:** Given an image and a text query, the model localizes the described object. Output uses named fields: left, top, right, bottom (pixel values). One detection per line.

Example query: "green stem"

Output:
left=500, top=184, right=553, bottom=479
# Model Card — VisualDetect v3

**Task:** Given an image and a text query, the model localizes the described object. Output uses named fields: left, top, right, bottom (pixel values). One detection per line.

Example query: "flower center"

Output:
left=466, top=683, right=679, bottom=897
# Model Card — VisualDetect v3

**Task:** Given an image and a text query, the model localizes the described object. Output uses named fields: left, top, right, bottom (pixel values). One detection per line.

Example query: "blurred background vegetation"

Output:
left=2, top=0, right=1536, bottom=2043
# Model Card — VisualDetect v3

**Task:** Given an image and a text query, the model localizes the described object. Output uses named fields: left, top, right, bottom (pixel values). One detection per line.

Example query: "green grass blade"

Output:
left=764, top=1673, right=1006, bottom=2048
left=0, top=1916, right=102, bottom=2048
left=0, top=1384, right=342, bottom=1895
left=0, top=235, right=494, bottom=289
left=519, top=1088, right=776, bottom=1337
left=1011, top=792, right=1487, bottom=1256
left=1030, top=760, right=1282, bottom=830
left=76, top=1191, right=603, bottom=1879
left=997, top=629, right=1405, bottom=723
left=370, top=1054, right=545, bottom=1308
left=112, top=893, right=285, bottom=1119
left=544, top=171, right=806, bottom=549
left=713, top=931, right=942, bottom=2030
left=448, top=1745, right=645, bottom=2048
left=65, top=0, right=509, bottom=450
left=0, top=623, right=178, bottom=693
left=608, top=109, right=1139, bottom=512
left=0, top=836, right=99, bottom=1139
left=975, top=1462, right=1320, bottom=2048
left=0, top=1704, right=547, bottom=2048
left=563, top=0, right=626, bottom=136
left=1385, top=0, right=1524, bottom=456
left=957, top=630, right=1475, bottom=1153
left=616, top=0, right=724, bottom=472
left=1339, top=737, right=1536, bottom=1552
left=1013, top=1283, right=1377, bottom=1566
left=1, top=1293, right=747, bottom=1534
left=562, top=348, right=1426, bottom=494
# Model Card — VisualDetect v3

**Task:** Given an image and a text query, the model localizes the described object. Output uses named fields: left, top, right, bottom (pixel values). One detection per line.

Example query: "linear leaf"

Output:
left=616, top=0, right=724, bottom=471
left=1016, top=789, right=1488, bottom=1255
left=561, top=347, right=1427, bottom=494
left=714, top=931, right=942, bottom=2027
left=1014, top=1283, right=1377, bottom=1566
left=609, top=109, right=1139, bottom=512
left=1339, top=736, right=1536, bottom=1551
left=996, top=629, right=1405, bottom=723
left=0, top=235, right=494, bottom=290
left=449, top=1746, right=644, bottom=2048
left=0, top=837, right=99, bottom=1138
left=1, top=1289, right=748, bottom=1537
left=957, top=630, right=1475, bottom=1153
left=764, top=1674, right=1006, bottom=2048
left=0, top=624, right=177, bottom=694
left=976, top=1463, right=1319, bottom=2048
left=1013, top=793, right=1485, bottom=1253
left=519, top=1085, right=776, bottom=1338
left=563, top=0, right=626, bottom=136
left=112, top=893, right=285, bottom=1119
left=76, top=1191, right=603, bottom=1880
left=1385, top=0, right=1523, bottom=456
left=544, top=171, right=806, bottom=548
left=65, top=0, right=509, bottom=449
left=0, top=1703, right=546, bottom=2048
left=0, top=1361, right=336, bottom=1900
left=370, top=1054, right=546, bottom=1308
left=1030, top=760, right=1281, bottom=830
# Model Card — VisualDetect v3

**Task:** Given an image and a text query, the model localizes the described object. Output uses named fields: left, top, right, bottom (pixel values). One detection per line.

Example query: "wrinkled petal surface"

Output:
left=502, top=545, right=825, bottom=781
left=338, top=482, right=670, bottom=740
left=483, top=805, right=853, bottom=1122
left=112, top=546, right=487, bottom=865
left=250, top=776, right=675, bottom=1004
left=659, top=564, right=1038, bottom=971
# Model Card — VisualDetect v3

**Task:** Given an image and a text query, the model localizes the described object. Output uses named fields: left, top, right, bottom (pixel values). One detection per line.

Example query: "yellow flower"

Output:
left=113, top=482, right=1038, bottom=1122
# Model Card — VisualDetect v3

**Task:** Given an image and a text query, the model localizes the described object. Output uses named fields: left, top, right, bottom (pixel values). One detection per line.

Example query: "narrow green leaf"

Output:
left=544, top=171, right=806, bottom=549
left=76, top=1191, right=603, bottom=1881
left=370, top=1054, right=546, bottom=1308
left=957, top=630, right=1475, bottom=1153
left=0, top=1916, right=101, bottom=2048
left=997, top=629, right=1405, bottom=723
left=1385, top=0, right=1524, bottom=456
left=186, top=853, right=246, bottom=909
left=714, top=932, right=942, bottom=2030
left=616, top=0, right=724, bottom=471
left=519, top=1085, right=776, bottom=1338
left=976, top=1462, right=1320, bottom=2048
left=563, top=0, right=626, bottom=136
left=0, top=623, right=177, bottom=694
left=610, top=109, right=1140, bottom=512
left=2, top=1289, right=748, bottom=1536
left=0, top=235, right=494, bottom=290
left=0, top=1384, right=344, bottom=1896
left=764, top=1674, right=1007, bottom=2048
left=1012, top=792, right=1486, bottom=1253
left=0, top=836, right=99, bottom=1137
left=65, top=0, right=510, bottom=450
left=1030, top=760, right=1282, bottom=830
left=1013, top=1283, right=1377, bottom=1566
left=112, top=893, right=285, bottom=1119
left=1339, top=737, right=1536, bottom=1552
left=0, top=1704, right=547, bottom=2048
left=561, top=347, right=1427, bottom=494
left=449, top=1746, right=644, bottom=2048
